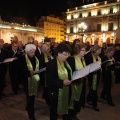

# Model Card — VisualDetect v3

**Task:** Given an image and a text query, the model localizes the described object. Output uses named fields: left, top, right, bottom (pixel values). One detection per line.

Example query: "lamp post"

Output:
left=111, top=32, right=115, bottom=44
left=41, top=36, right=45, bottom=43
left=78, top=22, right=87, bottom=43
left=100, top=31, right=106, bottom=44
left=91, top=33, right=95, bottom=45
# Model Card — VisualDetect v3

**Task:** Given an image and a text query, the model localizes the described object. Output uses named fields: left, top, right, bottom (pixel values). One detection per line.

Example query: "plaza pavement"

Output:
left=0, top=79, right=120, bottom=120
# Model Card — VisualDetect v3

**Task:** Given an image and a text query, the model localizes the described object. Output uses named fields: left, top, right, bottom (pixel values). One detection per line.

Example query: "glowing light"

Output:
left=14, top=27, right=37, bottom=32
left=73, top=13, right=79, bottom=19
left=0, top=24, right=11, bottom=29
left=113, top=7, right=118, bottom=13
left=91, top=10, right=97, bottom=16
left=67, top=14, right=71, bottom=20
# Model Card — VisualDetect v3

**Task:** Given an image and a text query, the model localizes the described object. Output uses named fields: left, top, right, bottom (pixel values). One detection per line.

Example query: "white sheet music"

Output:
left=72, top=66, right=90, bottom=81
left=88, top=61, right=101, bottom=73
left=1, top=58, right=16, bottom=63
left=102, top=58, right=114, bottom=65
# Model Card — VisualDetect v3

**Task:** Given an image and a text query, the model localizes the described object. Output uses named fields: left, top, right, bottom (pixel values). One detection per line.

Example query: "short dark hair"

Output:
left=56, top=43, right=71, bottom=54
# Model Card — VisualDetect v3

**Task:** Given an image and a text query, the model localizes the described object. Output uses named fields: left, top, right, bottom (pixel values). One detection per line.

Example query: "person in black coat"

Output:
left=67, top=43, right=87, bottom=120
left=46, top=43, right=72, bottom=120
left=101, top=47, right=118, bottom=106
left=84, top=45, right=102, bottom=111
left=0, top=39, right=8, bottom=99
left=35, top=43, right=45, bottom=86
left=113, top=44, right=120, bottom=83
left=7, top=41, right=22, bottom=95
left=18, top=44, right=40, bottom=120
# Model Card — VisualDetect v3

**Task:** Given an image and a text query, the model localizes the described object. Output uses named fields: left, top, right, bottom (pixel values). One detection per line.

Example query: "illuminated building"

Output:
left=66, top=0, right=120, bottom=45
left=36, top=15, right=66, bottom=43
left=0, top=17, right=44, bottom=44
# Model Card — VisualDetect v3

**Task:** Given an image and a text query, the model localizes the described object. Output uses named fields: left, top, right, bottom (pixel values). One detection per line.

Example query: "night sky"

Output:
left=0, top=0, right=104, bottom=26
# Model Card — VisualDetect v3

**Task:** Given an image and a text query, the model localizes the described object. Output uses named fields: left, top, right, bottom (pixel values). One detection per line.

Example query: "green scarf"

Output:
left=107, top=56, right=115, bottom=87
left=57, top=57, right=72, bottom=115
left=69, top=55, right=86, bottom=109
left=44, top=53, right=53, bottom=63
left=25, top=54, right=40, bottom=96
left=91, top=54, right=101, bottom=90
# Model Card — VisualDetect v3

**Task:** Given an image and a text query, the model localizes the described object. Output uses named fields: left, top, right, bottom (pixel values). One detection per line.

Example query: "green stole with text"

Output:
left=69, top=55, right=86, bottom=109
left=91, top=54, right=101, bottom=90
left=107, top=56, right=115, bottom=86
left=25, top=54, right=40, bottom=96
left=57, top=57, right=72, bottom=115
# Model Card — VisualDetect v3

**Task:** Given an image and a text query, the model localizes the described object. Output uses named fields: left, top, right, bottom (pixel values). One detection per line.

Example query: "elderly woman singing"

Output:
left=18, top=44, right=40, bottom=120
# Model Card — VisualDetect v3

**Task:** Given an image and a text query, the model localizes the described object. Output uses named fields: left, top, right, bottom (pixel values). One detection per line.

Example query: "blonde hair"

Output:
left=91, top=45, right=101, bottom=53
left=42, top=44, right=50, bottom=53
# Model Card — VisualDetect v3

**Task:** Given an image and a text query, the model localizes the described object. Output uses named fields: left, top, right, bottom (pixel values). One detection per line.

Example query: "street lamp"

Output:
left=41, top=36, right=45, bottom=43
left=100, top=31, right=106, bottom=43
left=91, top=33, right=95, bottom=45
left=111, top=32, right=115, bottom=44
left=78, top=22, right=87, bottom=43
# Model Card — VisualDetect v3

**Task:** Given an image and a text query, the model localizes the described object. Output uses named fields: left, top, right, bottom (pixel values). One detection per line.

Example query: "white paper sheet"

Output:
left=72, top=66, right=90, bottom=81
left=1, top=58, right=16, bottom=63
left=88, top=61, right=101, bottom=73
left=102, top=58, right=114, bottom=65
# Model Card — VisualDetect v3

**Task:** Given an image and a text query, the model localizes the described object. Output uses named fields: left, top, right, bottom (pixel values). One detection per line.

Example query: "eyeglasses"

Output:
left=81, top=49, right=86, bottom=52
left=62, top=53, right=69, bottom=57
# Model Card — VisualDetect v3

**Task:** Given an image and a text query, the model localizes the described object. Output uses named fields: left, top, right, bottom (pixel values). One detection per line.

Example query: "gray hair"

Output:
left=25, top=44, right=36, bottom=53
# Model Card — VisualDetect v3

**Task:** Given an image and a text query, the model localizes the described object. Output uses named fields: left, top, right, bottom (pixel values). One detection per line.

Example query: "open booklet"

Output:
left=0, top=58, right=17, bottom=63
left=101, top=58, right=114, bottom=65
left=72, top=66, right=90, bottom=81
left=35, top=67, right=46, bottom=74
left=88, top=61, right=101, bottom=73
left=72, top=61, right=101, bottom=81
left=107, top=61, right=120, bottom=67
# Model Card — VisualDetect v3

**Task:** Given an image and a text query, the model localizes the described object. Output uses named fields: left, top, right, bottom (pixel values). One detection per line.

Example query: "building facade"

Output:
left=36, top=15, right=66, bottom=43
left=0, top=17, right=44, bottom=45
left=66, top=0, right=120, bottom=45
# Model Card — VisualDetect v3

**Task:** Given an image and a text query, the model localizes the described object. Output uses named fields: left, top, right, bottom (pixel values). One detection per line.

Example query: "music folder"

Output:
left=72, top=66, right=90, bottom=81
left=35, top=67, right=46, bottom=74
left=71, top=61, right=101, bottom=81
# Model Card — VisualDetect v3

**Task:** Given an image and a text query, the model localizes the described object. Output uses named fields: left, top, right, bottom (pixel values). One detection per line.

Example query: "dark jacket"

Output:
left=46, top=58, right=64, bottom=100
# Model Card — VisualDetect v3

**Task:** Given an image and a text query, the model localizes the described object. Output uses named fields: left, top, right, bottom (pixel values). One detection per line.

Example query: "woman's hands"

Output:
left=30, top=70, right=35, bottom=76
left=63, top=79, right=71, bottom=86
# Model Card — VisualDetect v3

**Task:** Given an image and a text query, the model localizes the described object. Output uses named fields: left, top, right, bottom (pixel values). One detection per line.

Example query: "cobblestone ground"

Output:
left=0, top=80, right=120, bottom=120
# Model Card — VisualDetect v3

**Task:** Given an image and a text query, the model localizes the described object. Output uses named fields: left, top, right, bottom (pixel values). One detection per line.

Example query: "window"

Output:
left=70, top=27, right=73, bottom=33
left=108, top=23, right=113, bottom=31
left=97, top=24, right=101, bottom=32
left=88, top=12, right=91, bottom=17
left=79, top=13, right=82, bottom=18
left=98, top=10, right=101, bottom=15
left=110, top=8, right=113, bottom=14
left=71, top=15, right=74, bottom=19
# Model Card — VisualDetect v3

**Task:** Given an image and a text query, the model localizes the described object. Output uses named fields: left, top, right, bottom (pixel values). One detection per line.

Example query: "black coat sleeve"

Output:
left=46, top=59, right=63, bottom=88
left=18, top=55, right=31, bottom=78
